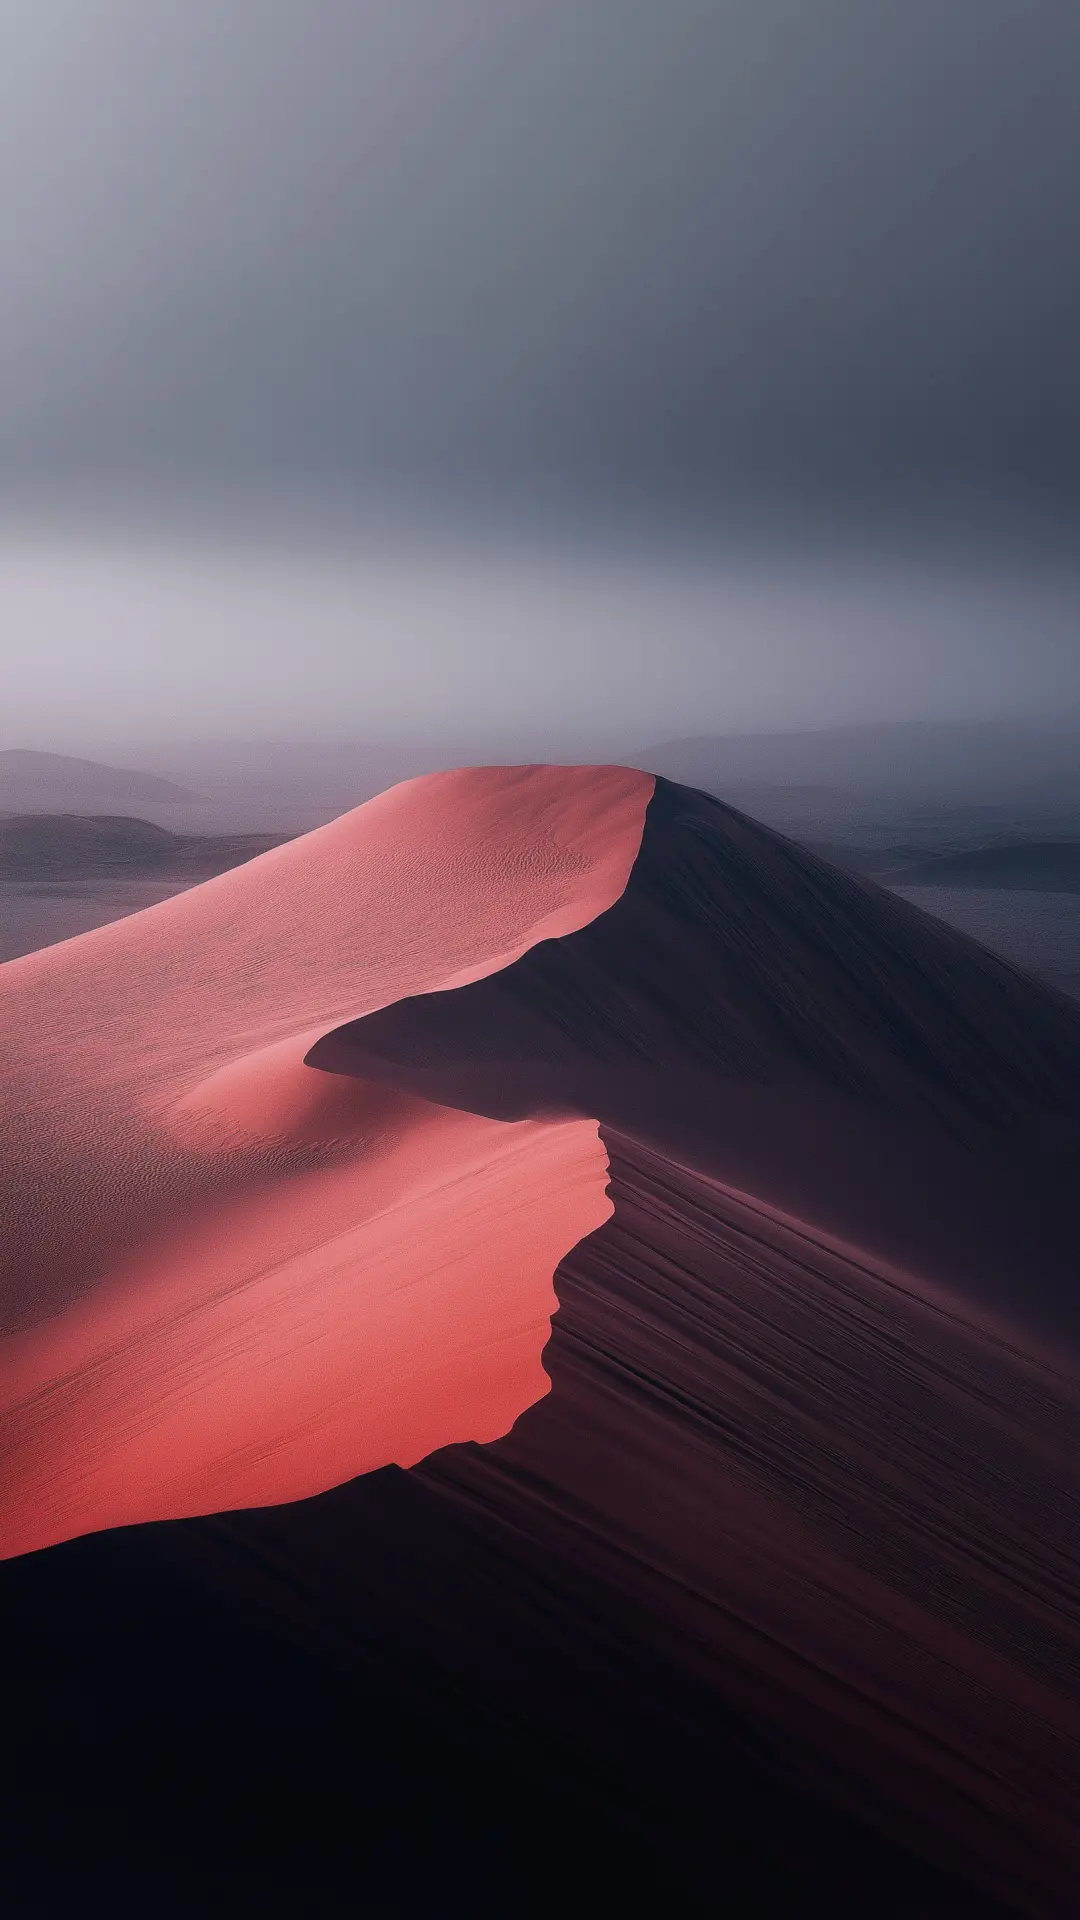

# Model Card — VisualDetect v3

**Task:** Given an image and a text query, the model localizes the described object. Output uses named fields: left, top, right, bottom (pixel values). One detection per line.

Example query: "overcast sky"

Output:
left=2, top=3, right=1078, bottom=748
left=4, top=0, right=1079, bottom=515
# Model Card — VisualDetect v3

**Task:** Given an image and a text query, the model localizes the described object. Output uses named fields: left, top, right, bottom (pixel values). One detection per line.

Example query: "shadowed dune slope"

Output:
left=313, top=777, right=1080, bottom=1343
left=157, top=1132, right=1077, bottom=1915
left=4, top=1129, right=1075, bottom=1915
left=298, top=777, right=1080, bottom=1910
left=0, top=765, right=652, bottom=1556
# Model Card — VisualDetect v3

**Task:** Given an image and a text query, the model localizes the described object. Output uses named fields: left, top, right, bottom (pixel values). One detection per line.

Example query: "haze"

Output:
left=3, top=517, right=1080, bottom=756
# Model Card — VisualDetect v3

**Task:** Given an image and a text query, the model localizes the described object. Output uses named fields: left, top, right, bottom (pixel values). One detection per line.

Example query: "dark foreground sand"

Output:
left=3, top=769, right=1079, bottom=1915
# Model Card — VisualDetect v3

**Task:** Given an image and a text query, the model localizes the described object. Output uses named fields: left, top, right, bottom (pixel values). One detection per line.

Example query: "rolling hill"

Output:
left=0, top=748, right=199, bottom=810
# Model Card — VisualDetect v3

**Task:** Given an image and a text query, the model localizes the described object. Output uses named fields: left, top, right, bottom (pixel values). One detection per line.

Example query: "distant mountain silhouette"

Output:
left=0, top=749, right=199, bottom=810
left=0, top=812, right=287, bottom=881
left=639, top=719, right=1080, bottom=799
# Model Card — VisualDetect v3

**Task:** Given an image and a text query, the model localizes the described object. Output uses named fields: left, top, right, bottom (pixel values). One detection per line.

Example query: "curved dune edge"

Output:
left=0, top=1109, right=613, bottom=1562
left=0, top=766, right=652, bottom=1560
left=309, top=773, right=1080, bottom=1349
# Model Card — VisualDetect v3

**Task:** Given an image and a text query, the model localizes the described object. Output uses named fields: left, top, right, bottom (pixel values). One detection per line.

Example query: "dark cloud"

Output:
left=3, top=1, right=1079, bottom=514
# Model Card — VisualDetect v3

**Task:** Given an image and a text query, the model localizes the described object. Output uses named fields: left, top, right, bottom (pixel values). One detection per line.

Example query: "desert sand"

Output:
left=3, top=764, right=1079, bottom=1913
left=296, top=775, right=1080, bottom=1909
left=0, top=765, right=651, bottom=1554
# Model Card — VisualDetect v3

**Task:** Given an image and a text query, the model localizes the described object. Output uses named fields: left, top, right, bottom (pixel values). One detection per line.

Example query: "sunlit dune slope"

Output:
left=0, top=765, right=652, bottom=1557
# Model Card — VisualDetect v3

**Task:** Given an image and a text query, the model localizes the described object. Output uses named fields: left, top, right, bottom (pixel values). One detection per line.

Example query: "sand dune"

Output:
left=0, top=765, right=651, bottom=1554
left=298, top=775, right=1080, bottom=1911
left=0, top=816, right=294, bottom=966
left=178, top=1135, right=1074, bottom=1910
left=314, top=778, right=1080, bottom=1342
left=0, top=812, right=287, bottom=881
left=3, top=764, right=1079, bottom=1912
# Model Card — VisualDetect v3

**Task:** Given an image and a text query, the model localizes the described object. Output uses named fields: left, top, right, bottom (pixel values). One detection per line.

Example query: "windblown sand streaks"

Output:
left=405, top=1136, right=1080, bottom=1912
left=296, top=773, right=1080, bottom=1910
left=167, top=1132, right=1079, bottom=1912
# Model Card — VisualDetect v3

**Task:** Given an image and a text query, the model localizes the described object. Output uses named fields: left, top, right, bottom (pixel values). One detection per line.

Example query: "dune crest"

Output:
left=0, top=765, right=652, bottom=1558
left=295, top=774, right=1080, bottom=1909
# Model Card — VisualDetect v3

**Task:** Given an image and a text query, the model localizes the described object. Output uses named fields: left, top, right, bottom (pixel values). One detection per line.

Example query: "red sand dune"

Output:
left=3, top=765, right=1080, bottom=1914
left=0, top=765, right=651, bottom=1555
left=295, top=775, right=1080, bottom=1913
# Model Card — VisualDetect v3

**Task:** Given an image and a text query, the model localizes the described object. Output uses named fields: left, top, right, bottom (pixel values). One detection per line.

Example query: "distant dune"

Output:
left=0, top=812, right=288, bottom=881
left=2, top=765, right=1079, bottom=1914
left=0, top=814, right=298, bottom=964
left=0, top=747, right=199, bottom=809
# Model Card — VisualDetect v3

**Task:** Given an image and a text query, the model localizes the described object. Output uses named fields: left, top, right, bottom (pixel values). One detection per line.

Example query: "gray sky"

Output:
left=3, top=1, right=1079, bottom=515
left=3, top=3, right=1079, bottom=752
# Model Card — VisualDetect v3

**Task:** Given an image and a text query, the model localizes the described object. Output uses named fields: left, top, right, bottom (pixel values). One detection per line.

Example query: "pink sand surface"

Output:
left=0, top=765, right=652, bottom=1558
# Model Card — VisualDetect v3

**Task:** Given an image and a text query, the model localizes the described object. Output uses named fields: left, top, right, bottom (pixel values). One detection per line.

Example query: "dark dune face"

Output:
left=4, top=770, right=1079, bottom=1914
left=8, top=1130, right=1072, bottom=1913
left=299, top=777, right=1080, bottom=1911
left=166, top=1133, right=1076, bottom=1914
left=311, top=778, right=1080, bottom=1343
left=311, top=778, right=1080, bottom=1120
